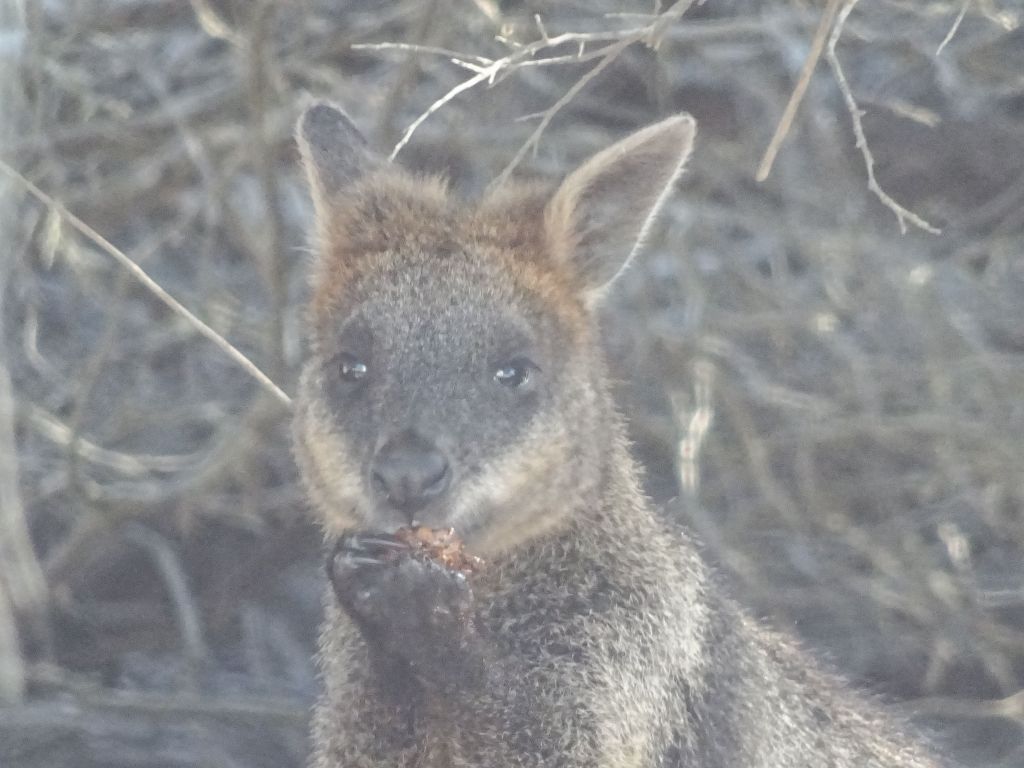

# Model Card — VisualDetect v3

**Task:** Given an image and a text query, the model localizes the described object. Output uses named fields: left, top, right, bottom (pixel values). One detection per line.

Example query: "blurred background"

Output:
left=1, top=1, right=1022, bottom=766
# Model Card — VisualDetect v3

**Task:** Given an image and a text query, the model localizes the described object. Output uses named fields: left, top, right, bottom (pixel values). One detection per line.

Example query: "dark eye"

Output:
left=493, top=358, right=537, bottom=389
left=339, top=353, right=368, bottom=382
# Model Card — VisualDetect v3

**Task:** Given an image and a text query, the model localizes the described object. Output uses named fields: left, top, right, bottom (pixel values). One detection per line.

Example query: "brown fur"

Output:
left=308, top=173, right=587, bottom=346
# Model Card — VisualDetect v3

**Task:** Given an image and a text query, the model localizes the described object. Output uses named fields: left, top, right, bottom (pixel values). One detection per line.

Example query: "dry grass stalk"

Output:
left=0, top=160, right=293, bottom=407
left=0, top=0, right=47, bottom=705
left=826, top=0, right=942, bottom=234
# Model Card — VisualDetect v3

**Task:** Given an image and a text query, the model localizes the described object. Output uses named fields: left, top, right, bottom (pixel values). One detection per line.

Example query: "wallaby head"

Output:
left=294, top=102, right=695, bottom=555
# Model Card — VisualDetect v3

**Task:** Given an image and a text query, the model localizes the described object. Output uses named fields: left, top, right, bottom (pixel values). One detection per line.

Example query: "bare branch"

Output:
left=936, top=0, right=971, bottom=56
left=349, top=42, right=490, bottom=71
left=384, top=0, right=696, bottom=165
left=0, top=159, right=294, bottom=407
left=0, top=5, right=48, bottom=700
left=756, top=0, right=842, bottom=182
left=24, top=402, right=198, bottom=475
left=825, top=0, right=942, bottom=235
left=26, top=663, right=309, bottom=724
left=489, top=35, right=633, bottom=189
left=123, top=524, right=209, bottom=667
left=388, top=67, right=496, bottom=161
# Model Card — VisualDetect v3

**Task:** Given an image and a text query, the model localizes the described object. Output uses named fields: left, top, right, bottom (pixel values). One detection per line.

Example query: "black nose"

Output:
left=371, top=432, right=450, bottom=516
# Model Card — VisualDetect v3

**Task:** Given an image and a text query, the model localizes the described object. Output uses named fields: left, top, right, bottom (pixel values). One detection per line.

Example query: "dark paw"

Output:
left=327, top=532, right=483, bottom=687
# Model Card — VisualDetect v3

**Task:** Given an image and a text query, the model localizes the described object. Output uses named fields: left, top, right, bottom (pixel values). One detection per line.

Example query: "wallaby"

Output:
left=293, top=102, right=950, bottom=768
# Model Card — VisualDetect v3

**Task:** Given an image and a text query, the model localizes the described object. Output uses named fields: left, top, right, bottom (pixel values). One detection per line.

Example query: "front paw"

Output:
left=327, top=532, right=483, bottom=687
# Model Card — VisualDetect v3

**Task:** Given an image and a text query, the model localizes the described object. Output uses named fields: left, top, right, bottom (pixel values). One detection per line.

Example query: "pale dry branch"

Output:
left=936, top=0, right=972, bottom=55
left=910, top=688, right=1024, bottom=724
left=0, top=160, right=293, bottom=407
left=26, top=663, right=309, bottom=724
left=0, top=241, right=41, bottom=706
left=122, top=525, right=209, bottom=667
left=756, top=0, right=842, bottom=182
left=490, top=35, right=633, bottom=189
left=388, top=66, right=495, bottom=160
left=672, top=360, right=716, bottom=497
left=349, top=42, right=490, bottom=71
left=189, top=0, right=241, bottom=46
left=491, top=2, right=695, bottom=185
left=0, top=1, right=49, bottom=702
left=242, top=2, right=288, bottom=380
left=826, top=0, right=942, bottom=235
left=382, top=0, right=695, bottom=166
left=0, top=581, right=22, bottom=703
left=374, top=0, right=453, bottom=146
left=25, top=402, right=199, bottom=475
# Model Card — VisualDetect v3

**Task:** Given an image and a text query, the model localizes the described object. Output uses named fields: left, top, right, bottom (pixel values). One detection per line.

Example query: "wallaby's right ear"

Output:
left=296, top=102, right=381, bottom=213
left=546, top=114, right=696, bottom=305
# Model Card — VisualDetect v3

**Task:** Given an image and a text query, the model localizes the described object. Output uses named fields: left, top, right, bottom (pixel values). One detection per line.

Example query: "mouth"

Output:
left=360, top=498, right=454, bottom=534
left=357, top=466, right=493, bottom=543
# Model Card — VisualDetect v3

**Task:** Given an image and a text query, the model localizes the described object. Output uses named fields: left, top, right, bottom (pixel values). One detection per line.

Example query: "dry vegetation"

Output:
left=1, top=0, right=1023, bottom=766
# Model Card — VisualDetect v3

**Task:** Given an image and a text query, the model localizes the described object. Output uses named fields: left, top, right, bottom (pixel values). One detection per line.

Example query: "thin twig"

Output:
left=25, top=403, right=198, bottom=475
left=66, top=271, right=130, bottom=499
left=498, top=39, right=642, bottom=73
left=672, top=360, right=715, bottom=497
left=243, top=1, right=288, bottom=380
left=349, top=42, right=490, bottom=70
left=489, top=2, right=694, bottom=186
left=756, top=0, right=842, bottom=182
left=0, top=581, right=22, bottom=703
left=0, top=13, right=50, bottom=693
left=374, top=0, right=451, bottom=148
left=388, top=67, right=494, bottom=160
left=122, top=524, right=209, bottom=667
left=385, top=1, right=694, bottom=162
left=825, top=0, right=941, bottom=235
left=936, top=0, right=971, bottom=56
left=489, top=35, right=633, bottom=189
left=909, top=688, right=1024, bottom=724
left=189, top=0, right=241, bottom=45
left=26, top=663, right=309, bottom=724
left=0, top=159, right=293, bottom=406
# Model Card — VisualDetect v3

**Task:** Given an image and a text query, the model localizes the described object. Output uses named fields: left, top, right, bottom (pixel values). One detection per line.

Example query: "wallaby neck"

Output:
left=487, top=423, right=660, bottom=573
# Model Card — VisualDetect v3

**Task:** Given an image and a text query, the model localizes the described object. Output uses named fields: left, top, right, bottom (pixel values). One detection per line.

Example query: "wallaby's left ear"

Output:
left=546, top=114, right=696, bottom=303
left=296, top=101, right=381, bottom=218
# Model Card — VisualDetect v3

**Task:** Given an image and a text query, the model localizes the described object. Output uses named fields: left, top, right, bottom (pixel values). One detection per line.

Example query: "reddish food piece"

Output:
left=391, top=526, right=484, bottom=575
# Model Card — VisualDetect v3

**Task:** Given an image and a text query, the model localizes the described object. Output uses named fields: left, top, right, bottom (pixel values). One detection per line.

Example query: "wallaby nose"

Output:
left=371, top=432, right=450, bottom=516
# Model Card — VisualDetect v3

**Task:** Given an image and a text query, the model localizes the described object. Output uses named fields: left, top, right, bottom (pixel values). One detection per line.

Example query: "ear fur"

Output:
left=545, top=114, right=696, bottom=303
left=296, top=101, right=381, bottom=217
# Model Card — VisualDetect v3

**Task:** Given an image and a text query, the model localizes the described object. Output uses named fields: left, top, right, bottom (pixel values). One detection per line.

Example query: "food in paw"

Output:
left=391, top=526, right=484, bottom=575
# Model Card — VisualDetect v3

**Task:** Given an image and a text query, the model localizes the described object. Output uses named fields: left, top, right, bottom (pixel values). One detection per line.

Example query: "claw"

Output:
left=327, top=531, right=412, bottom=582
left=336, top=532, right=409, bottom=554
left=338, top=554, right=387, bottom=567
left=350, top=533, right=408, bottom=551
left=335, top=532, right=411, bottom=557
